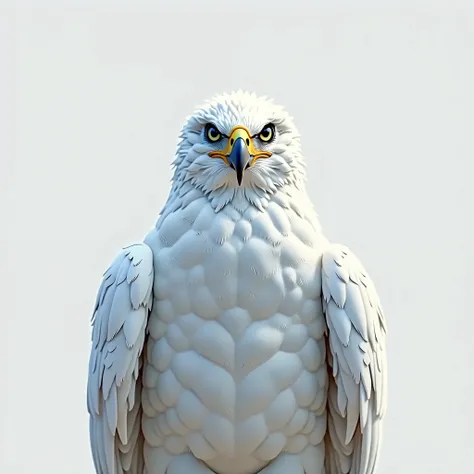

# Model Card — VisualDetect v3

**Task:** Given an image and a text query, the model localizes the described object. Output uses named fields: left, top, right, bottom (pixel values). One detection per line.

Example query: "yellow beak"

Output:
left=208, top=125, right=272, bottom=185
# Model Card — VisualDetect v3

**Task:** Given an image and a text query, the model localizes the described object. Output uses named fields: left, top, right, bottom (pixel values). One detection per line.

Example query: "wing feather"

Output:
left=87, top=243, right=154, bottom=474
left=322, top=244, right=387, bottom=474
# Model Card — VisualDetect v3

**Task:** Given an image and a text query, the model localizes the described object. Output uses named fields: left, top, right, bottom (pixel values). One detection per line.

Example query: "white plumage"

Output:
left=87, top=91, right=388, bottom=474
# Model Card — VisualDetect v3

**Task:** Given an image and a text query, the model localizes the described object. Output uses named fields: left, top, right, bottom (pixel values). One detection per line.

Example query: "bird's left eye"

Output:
left=205, top=124, right=222, bottom=142
left=258, top=124, right=275, bottom=142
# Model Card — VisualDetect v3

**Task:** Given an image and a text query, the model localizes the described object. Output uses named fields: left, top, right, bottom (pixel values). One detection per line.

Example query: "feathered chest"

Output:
left=140, top=196, right=331, bottom=468
left=145, top=196, right=327, bottom=325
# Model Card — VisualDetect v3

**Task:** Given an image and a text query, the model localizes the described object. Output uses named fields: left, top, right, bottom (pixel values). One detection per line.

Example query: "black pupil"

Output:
left=262, top=128, right=271, bottom=138
left=209, top=127, right=219, bottom=139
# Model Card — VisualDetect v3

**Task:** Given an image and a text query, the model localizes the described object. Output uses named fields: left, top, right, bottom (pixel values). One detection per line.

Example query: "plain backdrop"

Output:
left=1, top=1, right=473, bottom=473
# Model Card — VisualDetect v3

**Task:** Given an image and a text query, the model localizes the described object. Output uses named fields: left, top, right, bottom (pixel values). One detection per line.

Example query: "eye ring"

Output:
left=205, top=123, right=222, bottom=142
left=258, top=123, right=275, bottom=143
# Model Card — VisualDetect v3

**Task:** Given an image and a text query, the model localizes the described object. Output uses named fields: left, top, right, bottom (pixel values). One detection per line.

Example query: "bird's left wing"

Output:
left=322, top=244, right=388, bottom=474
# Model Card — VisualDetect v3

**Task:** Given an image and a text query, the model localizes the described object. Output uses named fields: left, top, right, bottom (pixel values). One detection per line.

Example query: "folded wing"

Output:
left=322, top=244, right=388, bottom=474
left=87, top=244, right=154, bottom=474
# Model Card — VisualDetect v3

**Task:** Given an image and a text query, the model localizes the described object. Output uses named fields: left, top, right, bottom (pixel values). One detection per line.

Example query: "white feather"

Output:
left=87, top=243, right=154, bottom=474
left=322, top=244, right=388, bottom=474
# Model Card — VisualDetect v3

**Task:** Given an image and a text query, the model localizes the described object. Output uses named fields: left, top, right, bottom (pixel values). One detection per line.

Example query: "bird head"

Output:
left=172, top=91, right=306, bottom=211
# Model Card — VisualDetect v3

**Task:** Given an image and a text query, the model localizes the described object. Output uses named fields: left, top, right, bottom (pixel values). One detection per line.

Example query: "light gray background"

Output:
left=1, top=1, right=473, bottom=473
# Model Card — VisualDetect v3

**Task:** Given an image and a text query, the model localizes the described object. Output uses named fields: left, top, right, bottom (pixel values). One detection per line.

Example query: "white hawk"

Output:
left=87, top=91, right=388, bottom=474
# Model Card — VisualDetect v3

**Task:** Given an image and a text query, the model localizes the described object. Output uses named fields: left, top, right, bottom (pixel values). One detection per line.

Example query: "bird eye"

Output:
left=258, top=124, right=275, bottom=142
left=205, top=124, right=222, bottom=142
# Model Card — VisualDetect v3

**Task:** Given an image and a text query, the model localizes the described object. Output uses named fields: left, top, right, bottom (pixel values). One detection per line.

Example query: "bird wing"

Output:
left=87, top=243, right=154, bottom=474
left=322, top=244, right=388, bottom=474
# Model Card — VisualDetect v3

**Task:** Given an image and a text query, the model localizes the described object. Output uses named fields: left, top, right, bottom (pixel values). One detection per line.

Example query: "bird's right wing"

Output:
left=87, top=243, right=154, bottom=474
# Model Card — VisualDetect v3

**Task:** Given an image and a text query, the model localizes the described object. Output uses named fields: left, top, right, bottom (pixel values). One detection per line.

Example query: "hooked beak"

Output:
left=228, top=137, right=250, bottom=186
left=208, top=125, right=272, bottom=186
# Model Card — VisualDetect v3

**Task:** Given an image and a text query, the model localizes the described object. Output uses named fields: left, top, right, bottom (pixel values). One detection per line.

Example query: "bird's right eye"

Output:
left=205, top=124, right=222, bottom=142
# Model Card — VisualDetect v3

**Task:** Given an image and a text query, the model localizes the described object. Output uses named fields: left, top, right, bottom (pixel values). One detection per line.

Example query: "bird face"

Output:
left=206, top=123, right=274, bottom=185
left=174, top=91, right=305, bottom=209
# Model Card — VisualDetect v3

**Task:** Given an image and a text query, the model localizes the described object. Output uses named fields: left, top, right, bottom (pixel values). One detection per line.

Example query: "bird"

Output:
left=86, top=91, right=388, bottom=474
